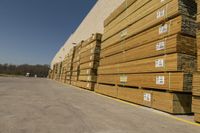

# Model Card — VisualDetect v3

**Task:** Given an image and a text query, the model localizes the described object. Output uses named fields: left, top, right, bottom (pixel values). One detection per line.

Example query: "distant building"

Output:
left=51, top=0, right=124, bottom=69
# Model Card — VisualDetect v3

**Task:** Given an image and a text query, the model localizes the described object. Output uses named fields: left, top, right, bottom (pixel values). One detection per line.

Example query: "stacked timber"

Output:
left=95, top=0, right=197, bottom=114
left=71, top=43, right=82, bottom=86
left=53, top=62, right=62, bottom=81
left=193, top=0, right=200, bottom=123
left=75, top=33, right=102, bottom=90
left=65, top=48, right=75, bottom=84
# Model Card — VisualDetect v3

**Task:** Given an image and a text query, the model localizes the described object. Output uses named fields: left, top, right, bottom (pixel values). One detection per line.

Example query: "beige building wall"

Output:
left=51, top=0, right=124, bottom=68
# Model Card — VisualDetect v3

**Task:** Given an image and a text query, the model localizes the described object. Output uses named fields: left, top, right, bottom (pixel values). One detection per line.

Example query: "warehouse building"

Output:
left=51, top=0, right=124, bottom=68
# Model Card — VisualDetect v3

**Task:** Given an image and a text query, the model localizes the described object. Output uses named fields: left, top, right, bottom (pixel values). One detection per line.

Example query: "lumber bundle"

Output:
left=193, top=0, right=200, bottom=123
left=72, top=33, right=102, bottom=90
left=52, top=62, right=62, bottom=81
left=95, top=84, right=192, bottom=114
left=95, top=0, right=197, bottom=114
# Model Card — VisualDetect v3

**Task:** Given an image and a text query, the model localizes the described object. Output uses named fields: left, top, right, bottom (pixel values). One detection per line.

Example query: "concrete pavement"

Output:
left=0, top=77, right=199, bottom=133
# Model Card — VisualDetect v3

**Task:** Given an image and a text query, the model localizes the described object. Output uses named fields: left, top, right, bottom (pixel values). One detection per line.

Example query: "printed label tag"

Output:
left=120, top=75, right=128, bottom=83
left=87, top=69, right=90, bottom=74
left=155, top=59, right=165, bottom=68
left=90, top=56, right=93, bottom=60
left=160, top=0, right=165, bottom=2
left=159, top=24, right=168, bottom=34
left=156, top=41, right=165, bottom=51
left=157, top=9, right=165, bottom=19
left=89, top=63, right=92, bottom=67
left=144, top=93, right=151, bottom=102
left=156, top=76, right=165, bottom=85
left=121, top=29, right=127, bottom=38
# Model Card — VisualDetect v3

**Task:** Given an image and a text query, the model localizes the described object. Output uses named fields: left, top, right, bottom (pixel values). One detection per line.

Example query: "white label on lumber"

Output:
left=160, top=0, right=165, bottom=2
left=121, top=29, right=127, bottom=38
left=159, top=24, right=168, bottom=34
left=155, top=59, right=165, bottom=68
left=156, top=41, right=165, bottom=51
left=144, top=93, right=151, bottom=102
left=156, top=76, right=165, bottom=85
left=120, top=75, right=128, bottom=83
left=157, top=9, right=165, bottom=19
left=89, top=63, right=92, bottom=67
left=90, top=56, right=93, bottom=60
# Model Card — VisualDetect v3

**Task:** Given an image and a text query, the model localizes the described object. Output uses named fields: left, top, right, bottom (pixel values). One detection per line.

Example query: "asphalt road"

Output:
left=0, top=77, right=199, bottom=133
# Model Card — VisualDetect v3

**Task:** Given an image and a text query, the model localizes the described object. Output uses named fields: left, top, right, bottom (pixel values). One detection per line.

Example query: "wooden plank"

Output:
left=194, top=113, right=200, bottom=123
left=80, top=54, right=100, bottom=64
left=80, top=61, right=99, bottom=70
left=97, top=73, right=192, bottom=92
left=94, top=84, right=118, bottom=98
left=100, top=34, right=196, bottom=65
left=118, top=87, right=192, bottom=114
left=192, top=96, right=200, bottom=113
left=79, top=69, right=97, bottom=76
left=193, top=73, right=200, bottom=96
left=104, top=0, right=137, bottom=27
left=103, top=0, right=196, bottom=42
left=76, top=81, right=95, bottom=91
left=98, top=54, right=196, bottom=74
left=197, top=31, right=200, bottom=71
left=79, top=75, right=97, bottom=82
left=152, top=91, right=191, bottom=114
left=102, top=16, right=196, bottom=51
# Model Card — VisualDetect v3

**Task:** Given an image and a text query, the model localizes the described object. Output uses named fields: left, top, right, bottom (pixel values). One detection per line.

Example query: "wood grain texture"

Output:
left=97, top=73, right=192, bottom=92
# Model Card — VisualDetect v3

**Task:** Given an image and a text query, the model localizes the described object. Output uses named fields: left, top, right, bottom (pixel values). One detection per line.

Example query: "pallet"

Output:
left=102, top=16, right=196, bottom=51
left=95, top=83, right=192, bottom=114
left=100, top=34, right=196, bottom=64
left=98, top=53, right=196, bottom=74
left=97, top=73, right=192, bottom=92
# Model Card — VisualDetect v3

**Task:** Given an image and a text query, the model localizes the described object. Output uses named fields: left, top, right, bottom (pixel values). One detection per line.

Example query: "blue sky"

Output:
left=0, top=0, right=96, bottom=65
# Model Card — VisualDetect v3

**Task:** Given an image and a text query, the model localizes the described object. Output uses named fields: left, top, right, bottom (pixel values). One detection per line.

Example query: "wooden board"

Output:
left=102, top=16, right=196, bottom=51
left=98, top=53, right=196, bottom=74
left=104, top=0, right=137, bottom=27
left=76, top=81, right=95, bottom=91
left=197, top=31, right=200, bottom=71
left=192, top=96, right=200, bottom=113
left=79, top=69, right=97, bottom=76
left=79, top=61, right=99, bottom=70
left=100, top=34, right=196, bottom=62
left=94, top=84, right=118, bottom=98
left=97, top=73, right=192, bottom=92
left=103, top=0, right=196, bottom=41
left=79, top=75, right=97, bottom=82
left=193, top=73, right=200, bottom=96
left=80, top=54, right=100, bottom=65
left=194, top=113, right=200, bottom=123
left=96, top=84, right=192, bottom=114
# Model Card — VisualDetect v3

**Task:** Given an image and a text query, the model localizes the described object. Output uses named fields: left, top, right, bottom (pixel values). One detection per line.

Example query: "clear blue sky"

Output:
left=0, top=0, right=96, bottom=65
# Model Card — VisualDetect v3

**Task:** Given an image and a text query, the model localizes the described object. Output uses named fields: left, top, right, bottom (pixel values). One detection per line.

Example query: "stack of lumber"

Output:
left=64, top=48, right=75, bottom=84
left=95, top=0, right=197, bottom=114
left=193, top=0, right=200, bottom=123
left=48, top=70, right=53, bottom=79
left=52, top=62, right=62, bottom=81
left=75, top=33, right=102, bottom=90
left=71, top=43, right=82, bottom=86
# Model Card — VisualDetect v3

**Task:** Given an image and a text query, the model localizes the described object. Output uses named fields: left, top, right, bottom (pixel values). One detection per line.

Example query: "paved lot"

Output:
left=0, top=77, right=199, bottom=133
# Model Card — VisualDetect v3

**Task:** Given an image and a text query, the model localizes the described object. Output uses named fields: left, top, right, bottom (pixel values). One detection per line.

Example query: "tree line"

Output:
left=0, top=64, right=50, bottom=77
